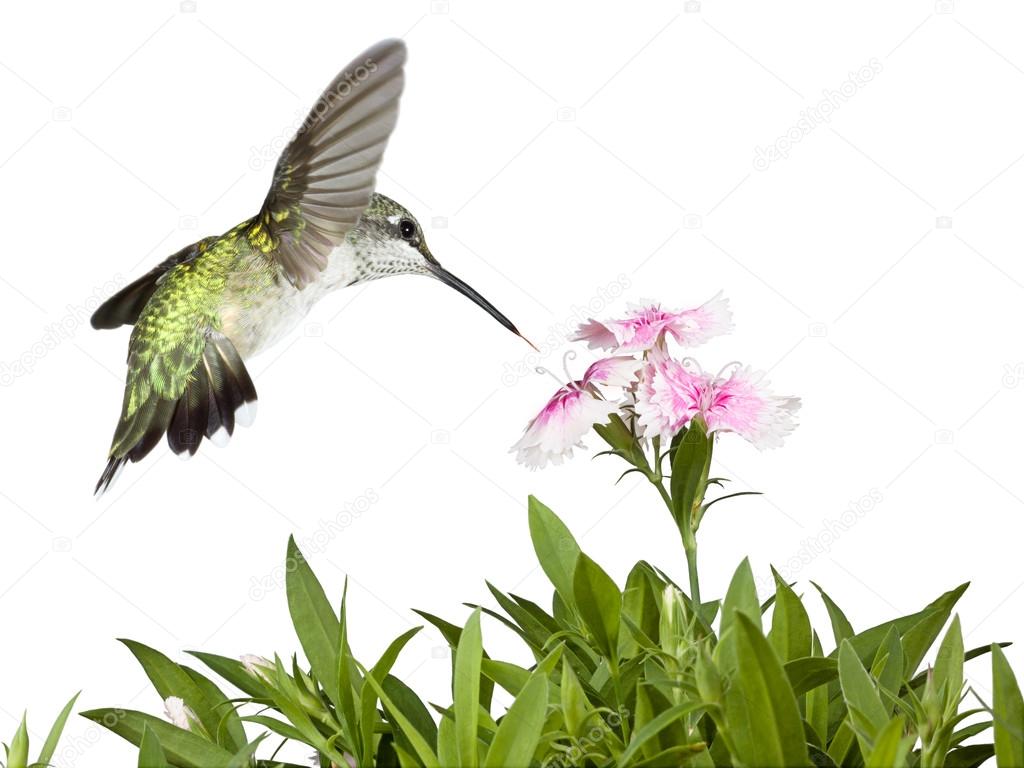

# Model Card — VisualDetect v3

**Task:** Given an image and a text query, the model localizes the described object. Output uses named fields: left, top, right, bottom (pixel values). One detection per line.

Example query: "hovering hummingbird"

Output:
left=91, top=39, right=530, bottom=495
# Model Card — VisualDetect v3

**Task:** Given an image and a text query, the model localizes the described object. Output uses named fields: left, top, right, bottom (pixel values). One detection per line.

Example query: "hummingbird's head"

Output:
left=353, top=194, right=534, bottom=347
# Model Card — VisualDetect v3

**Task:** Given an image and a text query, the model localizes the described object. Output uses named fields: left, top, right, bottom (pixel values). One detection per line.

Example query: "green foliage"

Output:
left=1, top=693, right=78, bottom=768
left=78, top=496, right=1019, bottom=767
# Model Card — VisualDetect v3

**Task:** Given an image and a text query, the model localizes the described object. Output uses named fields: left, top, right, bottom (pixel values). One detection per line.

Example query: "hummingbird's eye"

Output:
left=399, top=219, right=416, bottom=240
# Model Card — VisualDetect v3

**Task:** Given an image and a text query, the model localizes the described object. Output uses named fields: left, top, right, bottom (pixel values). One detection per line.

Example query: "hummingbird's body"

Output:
left=92, top=40, right=529, bottom=494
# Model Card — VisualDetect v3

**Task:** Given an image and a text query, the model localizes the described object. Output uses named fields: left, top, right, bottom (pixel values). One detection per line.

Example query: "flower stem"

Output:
left=684, top=537, right=701, bottom=609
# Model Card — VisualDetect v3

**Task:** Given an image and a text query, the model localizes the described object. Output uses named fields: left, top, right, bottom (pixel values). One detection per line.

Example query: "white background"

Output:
left=2, top=1, right=1023, bottom=764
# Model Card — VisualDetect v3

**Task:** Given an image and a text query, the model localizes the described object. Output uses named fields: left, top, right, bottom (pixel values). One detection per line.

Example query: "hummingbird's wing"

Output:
left=255, top=39, right=407, bottom=289
left=91, top=237, right=218, bottom=329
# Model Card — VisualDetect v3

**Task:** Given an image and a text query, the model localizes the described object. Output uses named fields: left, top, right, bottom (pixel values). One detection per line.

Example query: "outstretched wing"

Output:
left=254, top=38, right=407, bottom=288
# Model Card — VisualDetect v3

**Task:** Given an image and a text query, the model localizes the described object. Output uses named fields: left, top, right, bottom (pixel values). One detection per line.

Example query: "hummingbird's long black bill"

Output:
left=428, top=264, right=538, bottom=351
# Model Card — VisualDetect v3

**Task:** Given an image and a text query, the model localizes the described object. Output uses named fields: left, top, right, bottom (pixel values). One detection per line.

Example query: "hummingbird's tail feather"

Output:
left=94, top=332, right=258, bottom=496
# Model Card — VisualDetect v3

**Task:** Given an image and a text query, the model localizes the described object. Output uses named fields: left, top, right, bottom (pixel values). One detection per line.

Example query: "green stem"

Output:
left=684, top=538, right=701, bottom=609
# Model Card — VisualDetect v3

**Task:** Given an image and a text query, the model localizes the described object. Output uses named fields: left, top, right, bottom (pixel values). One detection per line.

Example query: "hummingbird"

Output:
left=90, top=39, right=531, bottom=495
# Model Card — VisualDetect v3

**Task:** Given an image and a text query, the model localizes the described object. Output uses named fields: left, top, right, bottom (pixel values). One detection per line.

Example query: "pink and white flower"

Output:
left=511, top=356, right=640, bottom=469
left=572, top=293, right=732, bottom=353
left=637, top=360, right=800, bottom=449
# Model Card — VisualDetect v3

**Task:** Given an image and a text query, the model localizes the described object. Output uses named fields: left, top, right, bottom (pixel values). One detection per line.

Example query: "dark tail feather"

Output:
left=95, top=332, right=258, bottom=496
left=95, top=455, right=130, bottom=496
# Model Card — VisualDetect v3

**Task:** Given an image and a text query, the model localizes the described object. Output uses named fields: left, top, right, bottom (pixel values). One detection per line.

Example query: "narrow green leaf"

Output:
left=359, top=627, right=422, bottom=765
left=934, top=615, right=964, bottom=713
left=784, top=656, right=838, bottom=696
left=807, top=634, right=830, bottom=746
left=669, top=422, right=710, bottom=526
left=437, top=713, right=457, bottom=768
left=359, top=671, right=440, bottom=768
left=225, top=735, right=266, bottom=768
left=138, top=724, right=169, bottom=768
left=285, top=536, right=341, bottom=709
left=186, top=652, right=271, bottom=700
left=560, top=662, right=589, bottom=738
left=811, top=582, right=854, bottom=648
left=454, top=609, right=483, bottom=768
left=725, top=612, right=809, bottom=767
left=37, top=691, right=80, bottom=767
left=992, top=644, right=1024, bottom=767
left=716, top=558, right=760, bottom=673
left=864, top=716, right=912, bottom=768
left=769, top=567, right=812, bottom=663
left=121, top=640, right=244, bottom=749
left=8, top=712, right=28, bottom=768
left=838, top=640, right=889, bottom=756
left=617, top=702, right=704, bottom=767
left=483, top=675, right=548, bottom=767
left=382, top=676, right=438, bottom=756
left=527, top=496, right=580, bottom=610
left=572, top=553, right=622, bottom=661
left=81, top=709, right=236, bottom=768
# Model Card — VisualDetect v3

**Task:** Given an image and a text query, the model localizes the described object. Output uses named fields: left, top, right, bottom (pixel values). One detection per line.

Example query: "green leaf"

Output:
left=572, top=552, right=622, bottom=661
left=560, top=662, right=590, bottom=738
left=806, top=635, right=830, bottom=746
left=483, top=674, right=548, bottom=767
left=769, top=567, right=812, bottom=663
left=241, top=715, right=304, bottom=743
left=527, top=496, right=580, bottom=611
left=37, top=691, right=80, bottom=767
left=121, top=640, right=242, bottom=749
left=716, top=558, right=760, bottom=673
left=934, top=615, right=964, bottom=713
left=725, top=612, right=809, bottom=767
left=454, top=609, right=483, bottom=768
left=285, top=536, right=341, bottom=709
left=617, top=702, right=704, bottom=767
left=359, top=627, right=422, bottom=765
left=864, top=716, right=912, bottom=768
left=838, top=640, right=889, bottom=756
left=138, top=724, right=170, bottom=768
left=811, top=582, right=854, bottom=648
left=382, top=676, right=438, bottom=759
left=8, top=712, right=28, bottom=768
left=480, top=659, right=530, bottom=697
left=669, top=422, right=710, bottom=527
left=359, top=671, right=439, bottom=768
left=81, top=709, right=236, bottom=768
left=437, top=713, right=457, bottom=768
left=839, top=583, right=968, bottom=668
left=993, top=644, right=1024, bottom=767
left=225, top=735, right=266, bottom=768
left=622, top=562, right=663, bottom=655
left=186, top=652, right=271, bottom=700
left=182, top=666, right=247, bottom=751
left=784, top=656, right=838, bottom=697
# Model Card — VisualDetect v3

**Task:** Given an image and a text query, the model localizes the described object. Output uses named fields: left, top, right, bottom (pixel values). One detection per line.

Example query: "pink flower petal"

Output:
left=636, top=359, right=799, bottom=448
left=582, top=356, right=642, bottom=388
left=511, top=386, right=619, bottom=469
left=571, top=295, right=732, bottom=353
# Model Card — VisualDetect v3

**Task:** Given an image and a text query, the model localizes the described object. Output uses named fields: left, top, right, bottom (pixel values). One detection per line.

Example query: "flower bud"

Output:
left=163, top=696, right=200, bottom=732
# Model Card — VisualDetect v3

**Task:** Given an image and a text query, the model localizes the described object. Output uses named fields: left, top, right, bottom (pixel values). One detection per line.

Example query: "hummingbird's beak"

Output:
left=426, top=262, right=538, bottom=351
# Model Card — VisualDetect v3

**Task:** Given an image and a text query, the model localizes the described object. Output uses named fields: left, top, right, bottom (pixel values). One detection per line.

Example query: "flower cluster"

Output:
left=511, top=294, right=800, bottom=469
